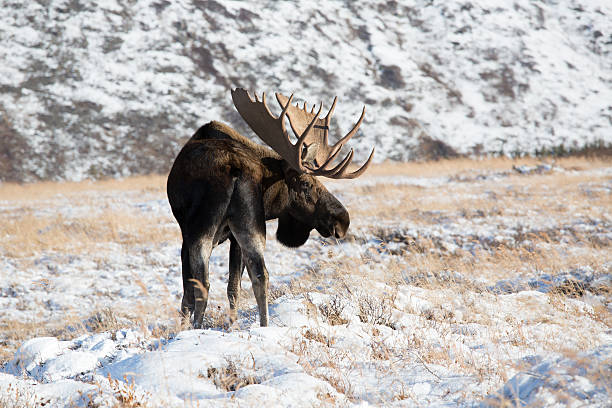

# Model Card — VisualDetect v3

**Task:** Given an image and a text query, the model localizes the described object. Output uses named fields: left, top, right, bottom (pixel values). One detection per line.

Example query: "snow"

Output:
left=40, top=351, right=99, bottom=383
left=489, top=345, right=612, bottom=407
left=9, top=337, right=69, bottom=374
left=2, top=327, right=345, bottom=407
left=0, top=161, right=610, bottom=406
left=1, top=0, right=612, bottom=397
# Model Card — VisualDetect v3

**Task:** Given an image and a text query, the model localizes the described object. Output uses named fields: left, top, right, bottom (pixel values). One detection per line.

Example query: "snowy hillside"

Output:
left=1, top=0, right=611, bottom=181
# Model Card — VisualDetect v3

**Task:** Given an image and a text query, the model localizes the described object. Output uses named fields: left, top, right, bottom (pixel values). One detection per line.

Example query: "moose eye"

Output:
left=300, top=182, right=314, bottom=200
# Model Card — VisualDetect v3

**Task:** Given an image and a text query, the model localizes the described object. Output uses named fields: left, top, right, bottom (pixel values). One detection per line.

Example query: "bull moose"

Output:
left=167, top=88, right=374, bottom=327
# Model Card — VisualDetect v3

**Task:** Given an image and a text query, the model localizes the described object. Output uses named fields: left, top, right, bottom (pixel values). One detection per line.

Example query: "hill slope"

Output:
left=1, top=0, right=611, bottom=181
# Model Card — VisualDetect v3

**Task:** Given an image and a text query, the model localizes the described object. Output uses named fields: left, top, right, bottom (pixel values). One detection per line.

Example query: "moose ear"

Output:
left=276, top=213, right=311, bottom=247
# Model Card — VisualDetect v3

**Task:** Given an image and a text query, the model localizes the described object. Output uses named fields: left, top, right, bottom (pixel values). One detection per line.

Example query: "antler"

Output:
left=231, top=88, right=374, bottom=179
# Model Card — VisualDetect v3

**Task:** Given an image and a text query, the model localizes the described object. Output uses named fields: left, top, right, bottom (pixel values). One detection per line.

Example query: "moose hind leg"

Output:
left=227, top=236, right=245, bottom=324
left=189, top=237, right=213, bottom=329
left=180, top=241, right=195, bottom=319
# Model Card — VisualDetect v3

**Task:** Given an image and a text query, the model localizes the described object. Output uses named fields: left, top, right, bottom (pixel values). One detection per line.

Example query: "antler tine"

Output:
left=297, top=103, right=323, bottom=145
left=331, top=147, right=375, bottom=179
left=312, top=102, right=373, bottom=179
left=311, top=149, right=355, bottom=177
left=262, top=91, right=294, bottom=148
left=278, top=93, right=294, bottom=139
left=310, top=102, right=363, bottom=175
left=295, top=103, right=323, bottom=168
left=279, top=93, right=294, bottom=119
left=260, top=92, right=277, bottom=119
left=313, top=96, right=337, bottom=153
left=324, top=96, right=337, bottom=126
left=278, top=94, right=293, bottom=148
left=309, top=142, right=344, bottom=172
left=331, top=105, right=365, bottom=149
left=331, top=149, right=355, bottom=177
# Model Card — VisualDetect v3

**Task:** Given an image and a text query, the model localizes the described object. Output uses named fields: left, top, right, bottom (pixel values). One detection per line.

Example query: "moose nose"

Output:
left=333, top=222, right=346, bottom=239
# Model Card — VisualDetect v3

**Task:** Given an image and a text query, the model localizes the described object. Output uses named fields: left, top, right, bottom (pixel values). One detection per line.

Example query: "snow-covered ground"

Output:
left=1, top=0, right=611, bottom=181
left=0, top=159, right=610, bottom=407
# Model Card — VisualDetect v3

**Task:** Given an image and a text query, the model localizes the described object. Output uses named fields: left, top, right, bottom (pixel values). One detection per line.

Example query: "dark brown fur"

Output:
left=167, top=121, right=349, bottom=327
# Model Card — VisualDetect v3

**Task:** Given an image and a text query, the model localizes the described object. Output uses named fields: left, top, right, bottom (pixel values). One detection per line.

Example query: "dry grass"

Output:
left=279, top=157, right=609, bottom=403
left=0, top=317, right=82, bottom=363
left=0, top=175, right=167, bottom=202
left=351, top=169, right=611, bottom=222
left=205, top=357, right=260, bottom=392
left=0, top=157, right=602, bottom=200
left=0, top=157, right=610, bottom=405
left=0, top=174, right=175, bottom=257
left=0, top=211, right=177, bottom=258
left=0, top=276, right=183, bottom=364
left=0, top=382, right=41, bottom=408
left=343, top=158, right=611, bottom=293
left=0, top=158, right=606, bottom=258
left=317, top=294, right=349, bottom=326
left=361, top=156, right=606, bottom=177
left=107, top=374, right=151, bottom=407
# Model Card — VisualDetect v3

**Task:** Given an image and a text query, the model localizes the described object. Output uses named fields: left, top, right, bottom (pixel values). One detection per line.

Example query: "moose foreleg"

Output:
left=228, top=181, right=269, bottom=327
left=228, top=226, right=269, bottom=327
left=243, top=248, right=269, bottom=327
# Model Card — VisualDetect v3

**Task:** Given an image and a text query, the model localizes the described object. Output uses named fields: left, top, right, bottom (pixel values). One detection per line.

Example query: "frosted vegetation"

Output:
left=0, top=0, right=611, bottom=406
left=0, top=158, right=610, bottom=406
left=0, top=0, right=611, bottom=181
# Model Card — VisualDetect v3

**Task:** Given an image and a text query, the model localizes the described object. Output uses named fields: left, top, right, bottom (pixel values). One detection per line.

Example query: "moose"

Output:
left=167, top=88, right=374, bottom=327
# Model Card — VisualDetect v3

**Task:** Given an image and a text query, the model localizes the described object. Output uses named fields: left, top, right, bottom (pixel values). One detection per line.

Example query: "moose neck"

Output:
left=259, top=157, right=290, bottom=221
left=197, top=121, right=294, bottom=221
